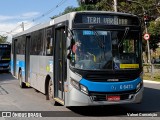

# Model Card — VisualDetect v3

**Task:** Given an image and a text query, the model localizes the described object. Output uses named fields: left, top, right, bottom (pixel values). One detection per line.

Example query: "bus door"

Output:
left=13, top=39, right=17, bottom=76
left=25, top=36, right=31, bottom=83
left=55, top=26, right=66, bottom=100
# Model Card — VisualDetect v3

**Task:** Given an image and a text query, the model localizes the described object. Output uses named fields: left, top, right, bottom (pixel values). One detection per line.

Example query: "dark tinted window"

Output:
left=46, top=28, right=53, bottom=56
left=16, top=36, right=25, bottom=55
left=31, top=30, right=44, bottom=55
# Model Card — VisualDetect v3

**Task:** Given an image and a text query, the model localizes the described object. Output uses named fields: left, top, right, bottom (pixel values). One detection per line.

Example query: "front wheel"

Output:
left=18, top=70, right=26, bottom=88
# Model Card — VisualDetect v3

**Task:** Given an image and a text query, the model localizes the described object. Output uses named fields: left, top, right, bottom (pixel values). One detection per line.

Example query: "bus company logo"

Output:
left=107, top=79, right=119, bottom=82
left=2, top=112, right=11, bottom=117
left=111, top=86, right=117, bottom=90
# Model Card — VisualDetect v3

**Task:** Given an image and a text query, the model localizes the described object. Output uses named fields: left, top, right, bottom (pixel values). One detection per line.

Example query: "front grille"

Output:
left=85, top=73, right=139, bottom=82
left=70, top=66, right=142, bottom=82
left=90, top=90, right=136, bottom=101
left=90, top=93, right=134, bottom=101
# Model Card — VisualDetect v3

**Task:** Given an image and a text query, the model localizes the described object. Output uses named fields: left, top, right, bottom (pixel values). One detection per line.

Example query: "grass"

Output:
left=143, top=47, right=160, bottom=82
left=143, top=72, right=160, bottom=82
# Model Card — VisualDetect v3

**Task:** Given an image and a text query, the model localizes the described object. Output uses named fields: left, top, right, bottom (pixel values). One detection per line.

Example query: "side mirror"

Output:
left=67, top=38, right=75, bottom=60
left=67, top=29, right=75, bottom=60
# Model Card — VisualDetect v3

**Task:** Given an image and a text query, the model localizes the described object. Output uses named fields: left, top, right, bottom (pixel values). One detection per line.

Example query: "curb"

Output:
left=144, top=80, right=160, bottom=84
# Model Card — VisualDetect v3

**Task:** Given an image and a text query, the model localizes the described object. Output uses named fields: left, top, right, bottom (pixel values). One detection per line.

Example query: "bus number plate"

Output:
left=107, top=95, right=120, bottom=101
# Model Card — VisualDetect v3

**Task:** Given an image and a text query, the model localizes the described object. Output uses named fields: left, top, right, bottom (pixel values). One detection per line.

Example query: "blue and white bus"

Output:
left=11, top=11, right=143, bottom=106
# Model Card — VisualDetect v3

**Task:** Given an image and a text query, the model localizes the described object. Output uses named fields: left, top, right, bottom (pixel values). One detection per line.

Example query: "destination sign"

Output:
left=84, top=16, right=128, bottom=25
left=74, top=14, right=139, bottom=25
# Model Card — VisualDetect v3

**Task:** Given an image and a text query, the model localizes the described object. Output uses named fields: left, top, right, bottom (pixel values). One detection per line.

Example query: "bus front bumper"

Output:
left=65, top=86, right=144, bottom=106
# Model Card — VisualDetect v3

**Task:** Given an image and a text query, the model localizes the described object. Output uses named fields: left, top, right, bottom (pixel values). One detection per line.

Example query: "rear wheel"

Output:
left=18, top=70, right=26, bottom=88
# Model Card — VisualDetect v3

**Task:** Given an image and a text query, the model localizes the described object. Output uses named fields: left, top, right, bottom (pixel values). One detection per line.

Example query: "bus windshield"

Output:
left=71, top=29, right=140, bottom=70
left=0, top=49, right=10, bottom=58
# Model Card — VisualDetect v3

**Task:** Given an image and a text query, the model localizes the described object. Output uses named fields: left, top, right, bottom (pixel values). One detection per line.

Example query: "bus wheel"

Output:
left=46, top=79, right=58, bottom=105
left=18, top=70, right=25, bottom=88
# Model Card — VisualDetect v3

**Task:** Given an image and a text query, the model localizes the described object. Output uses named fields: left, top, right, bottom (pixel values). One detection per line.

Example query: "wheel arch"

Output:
left=45, top=75, right=51, bottom=95
left=18, top=67, right=22, bottom=73
left=18, top=67, right=22, bottom=79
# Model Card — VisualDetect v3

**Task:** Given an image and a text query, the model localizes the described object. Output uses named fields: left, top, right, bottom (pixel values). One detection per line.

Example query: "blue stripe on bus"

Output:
left=16, top=60, right=25, bottom=77
left=11, top=60, right=13, bottom=73
left=79, top=77, right=141, bottom=92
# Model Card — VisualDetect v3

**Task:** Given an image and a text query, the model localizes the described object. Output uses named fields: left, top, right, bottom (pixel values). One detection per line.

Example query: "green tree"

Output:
left=62, top=6, right=77, bottom=14
left=148, top=20, right=160, bottom=51
left=77, top=0, right=98, bottom=10
left=51, top=6, right=77, bottom=19
left=0, top=35, right=7, bottom=43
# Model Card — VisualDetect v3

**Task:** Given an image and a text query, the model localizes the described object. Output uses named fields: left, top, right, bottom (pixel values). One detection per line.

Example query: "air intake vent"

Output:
left=84, top=72, right=139, bottom=82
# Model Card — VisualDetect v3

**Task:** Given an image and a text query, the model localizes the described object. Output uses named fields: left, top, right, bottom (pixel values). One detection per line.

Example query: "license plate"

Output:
left=107, top=95, right=120, bottom=101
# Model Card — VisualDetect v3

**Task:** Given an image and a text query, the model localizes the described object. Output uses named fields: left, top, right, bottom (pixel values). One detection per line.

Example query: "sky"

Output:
left=0, top=0, right=78, bottom=42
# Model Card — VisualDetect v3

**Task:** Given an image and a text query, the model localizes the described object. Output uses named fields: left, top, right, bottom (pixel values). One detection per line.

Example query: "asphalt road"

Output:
left=0, top=73, right=160, bottom=120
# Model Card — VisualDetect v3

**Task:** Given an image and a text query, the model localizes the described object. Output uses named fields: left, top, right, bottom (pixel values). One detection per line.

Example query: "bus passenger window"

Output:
left=46, top=38, right=53, bottom=55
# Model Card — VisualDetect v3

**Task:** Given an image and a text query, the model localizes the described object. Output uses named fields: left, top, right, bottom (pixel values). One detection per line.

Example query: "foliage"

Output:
left=94, top=0, right=160, bottom=19
left=0, top=35, right=7, bottom=43
left=148, top=21, right=160, bottom=51
left=95, top=0, right=114, bottom=11
left=62, top=6, right=77, bottom=15
left=51, top=6, right=77, bottom=19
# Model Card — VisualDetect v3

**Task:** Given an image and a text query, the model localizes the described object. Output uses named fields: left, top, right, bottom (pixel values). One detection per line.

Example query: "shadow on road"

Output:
left=68, top=87, right=160, bottom=116
left=68, top=105, right=132, bottom=116
left=0, top=72, right=17, bottom=81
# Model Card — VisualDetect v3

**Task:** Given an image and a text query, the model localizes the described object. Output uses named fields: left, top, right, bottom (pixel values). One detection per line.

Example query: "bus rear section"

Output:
left=0, top=44, right=11, bottom=72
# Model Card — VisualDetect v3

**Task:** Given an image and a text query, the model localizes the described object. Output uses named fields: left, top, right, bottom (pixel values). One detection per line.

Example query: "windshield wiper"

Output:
left=89, top=26, right=107, bottom=60
left=89, top=26, right=105, bottom=49
left=118, top=27, right=130, bottom=48
left=67, top=28, right=75, bottom=60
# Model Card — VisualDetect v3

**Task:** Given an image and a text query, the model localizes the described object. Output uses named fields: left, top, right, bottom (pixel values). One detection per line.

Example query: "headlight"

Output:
left=70, top=78, right=88, bottom=95
left=80, top=84, right=88, bottom=95
left=140, top=72, right=143, bottom=80
left=136, top=72, right=143, bottom=92
left=136, top=83, right=141, bottom=91
left=70, top=78, right=80, bottom=89
left=136, top=80, right=143, bottom=92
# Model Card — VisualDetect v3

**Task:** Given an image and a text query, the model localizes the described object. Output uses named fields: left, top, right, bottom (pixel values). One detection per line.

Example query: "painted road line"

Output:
left=144, top=80, right=160, bottom=84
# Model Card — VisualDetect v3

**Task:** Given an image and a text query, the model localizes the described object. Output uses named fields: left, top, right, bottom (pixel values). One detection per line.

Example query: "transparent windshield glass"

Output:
left=0, top=49, right=10, bottom=58
left=112, top=31, right=139, bottom=69
left=70, top=30, right=140, bottom=70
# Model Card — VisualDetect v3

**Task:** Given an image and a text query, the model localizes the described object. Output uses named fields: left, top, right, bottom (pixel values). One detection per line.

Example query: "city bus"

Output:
left=0, top=43, right=11, bottom=72
left=11, top=11, right=143, bottom=106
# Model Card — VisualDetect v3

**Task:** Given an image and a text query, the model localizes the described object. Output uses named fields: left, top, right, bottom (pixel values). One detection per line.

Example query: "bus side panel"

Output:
left=11, top=54, right=14, bottom=74
left=29, top=55, right=40, bottom=90
left=29, top=55, right=53, bottom=93
left=38, top=56, right=53, bottom=93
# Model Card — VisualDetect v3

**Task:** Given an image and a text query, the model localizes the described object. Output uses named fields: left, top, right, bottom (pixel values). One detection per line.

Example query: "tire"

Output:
left=18, top=70, right=26, bottom=88
left=46, top=79, right=58, bottom=105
